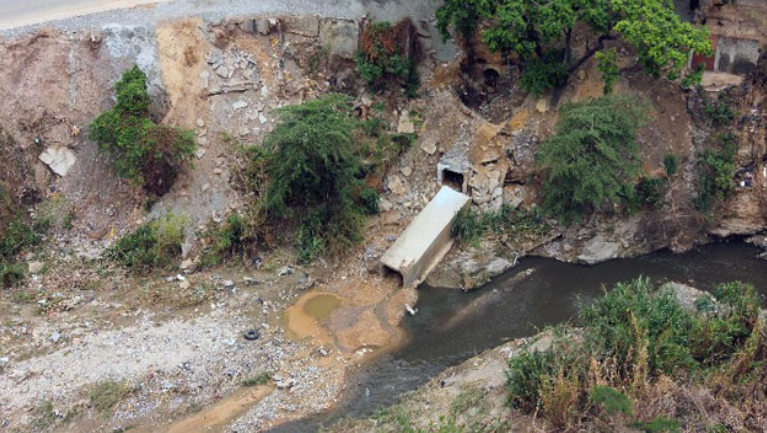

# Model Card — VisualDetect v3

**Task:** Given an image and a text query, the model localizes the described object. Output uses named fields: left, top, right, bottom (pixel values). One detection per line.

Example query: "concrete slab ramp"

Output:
left=380, top=186, right=471, bottom=288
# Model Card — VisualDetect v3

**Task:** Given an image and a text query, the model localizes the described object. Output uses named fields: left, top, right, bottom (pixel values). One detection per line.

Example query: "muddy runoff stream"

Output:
left=273, top=241, right=767, bottom=432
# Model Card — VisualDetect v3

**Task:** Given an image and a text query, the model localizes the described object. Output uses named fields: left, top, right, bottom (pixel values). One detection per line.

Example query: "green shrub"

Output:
left=630, top=417, right=680, bottom=433
left=357, top=21, right=420, bottom=98
left=261, top=94, right=371, bottom=261
left=695, top=133, right=737, bottom=211
left=520, top=51, right=569, bottom=96
left=663, top=154, right=679, bottom=176
left=0, top=217, right=43, bottom=287
left=536, top=96, right=647, bottom=223
left=452, top=205, right=550, bottom=245
left=596, top=49, right=620, bottom=94
left=702, top=92, right=736, bottom=128
left=89, top=380, right=129, bottom=414
left=629, top=177, right=666, bottom=210
left=360, top=188, right=380, bottom=215
left=589, top=386, right=633, bottom=415
left=506, top=278, right=763, bottom=428
left=107, top=214, right=186, bottom=271
left=451, top=207, right=486, bottom=245
left=89, top=66, right=196, bottom=196
left=242, top=372, right=271, bottom=387
left=201, top=213, right=253, bottom=267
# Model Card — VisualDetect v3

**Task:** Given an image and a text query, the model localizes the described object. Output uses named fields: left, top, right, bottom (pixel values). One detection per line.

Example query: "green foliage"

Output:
left=89, top=66, right=195, bottom=196
left=357, top=21, right=420, bottom=98
left=703, top=92, right=737, bottom=128
left=695, top=133, right=737, bottom=211
left=89, top=380, right=129, bottom=414
left=242, top=372, right=271, bottom=387
left=629, top=177, right=666, bottom=211
left=0, top=217, right=42, bottom=288
left=262, top=94, right=371, bottom=261
left=107, top=214, right=186, bottom=271
left=596, top=48, right=620, bottom=94
left=506, top=278, right=763, bottom=428
left=629, top=417, right=681, bottom=433
left=681, top=64, right=705, bottom=89
left=360, top=188, right=381, bottom=215
left=589, top=385, right=633, bottom=415
left=30, top=400, right=58, bottom=431
left=436, top=0, right=712, bottom=91
left=520, top=50, right=569, bottom=96
left=452, top=205, right=550, bottom=246
left=201, top=213, right=251, bottom=267
left=664, top=154, right=678, bottom=176
left=536, top=96, right=646, bottom=223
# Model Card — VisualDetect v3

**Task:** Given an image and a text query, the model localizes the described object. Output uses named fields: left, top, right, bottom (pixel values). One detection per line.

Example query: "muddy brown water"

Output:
left=272, top=241, right=767, bottom=432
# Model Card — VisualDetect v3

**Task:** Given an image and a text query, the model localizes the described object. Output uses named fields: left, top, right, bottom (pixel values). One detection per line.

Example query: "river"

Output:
left=273, top=240, right=767, bottom=432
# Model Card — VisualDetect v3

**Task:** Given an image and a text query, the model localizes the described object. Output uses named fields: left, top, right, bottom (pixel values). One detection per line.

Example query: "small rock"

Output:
left=196, top=118, right=205, bottom=128
left=278, top=266, right=294, bottom=277
left=380, top=198, right=393, bottom=212
left=258, top=113, right=268, bottom=124
left=535, top=98, right=549, bottom=113
left=39, top=146, right=76, bottom=177
left=196, top=149, right=206, bottom=160
left=222, top=280, right=235, bottom=289
left=27, top=261, right=44, bottom=274
left=244, top=329, right=260, bottom=340
left=180, top=259, right=194, bottom=271
left=179, top=280, right=191, bottom=290
left=51, top=332, right=61, bottom=343
left=318, top=348, right=329, bottom=357
left=276, top=378, right=296, bottom=389
left=216, top=64, right=230, bottom=78
left=232, top=100, right=249, bottom=110
left=401, top=166, right=412, bottom=177
left=387, top=175, right=406, bottom=196
left=201, top=183, right=211, bottom=192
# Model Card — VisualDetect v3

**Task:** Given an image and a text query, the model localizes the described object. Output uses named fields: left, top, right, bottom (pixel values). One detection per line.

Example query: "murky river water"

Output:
left=273, top=241, right=767, bottom=432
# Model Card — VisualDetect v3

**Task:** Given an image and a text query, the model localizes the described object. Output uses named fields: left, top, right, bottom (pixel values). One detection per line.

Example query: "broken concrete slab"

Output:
left=380, top=186, right=471, bottom=288
left=319, top=19, right=359, bottom=56
left=39, top=146, right=76, bottom=176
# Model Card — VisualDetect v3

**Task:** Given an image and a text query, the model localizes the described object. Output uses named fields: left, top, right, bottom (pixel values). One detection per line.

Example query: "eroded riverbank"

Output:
left=276, top=240, right=767, bottom=431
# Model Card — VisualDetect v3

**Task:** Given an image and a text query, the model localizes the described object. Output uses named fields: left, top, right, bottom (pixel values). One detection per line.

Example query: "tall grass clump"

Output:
left=506, top=278, right=764, bottom=430
left=107, top=213, right=186, bottom=271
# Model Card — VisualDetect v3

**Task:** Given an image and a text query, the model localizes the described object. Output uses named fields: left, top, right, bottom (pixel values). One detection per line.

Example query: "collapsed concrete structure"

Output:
left=380, top=186, right=471, bottom=288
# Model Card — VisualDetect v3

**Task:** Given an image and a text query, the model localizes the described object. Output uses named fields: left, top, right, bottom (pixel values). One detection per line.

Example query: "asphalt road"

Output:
left=0, top=0, right=171, bottom=29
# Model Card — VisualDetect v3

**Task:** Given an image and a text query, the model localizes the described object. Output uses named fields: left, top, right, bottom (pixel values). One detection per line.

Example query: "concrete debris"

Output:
left=380, top=187, right=471, bottom=288
left=39, top=146, right=76, bottom=177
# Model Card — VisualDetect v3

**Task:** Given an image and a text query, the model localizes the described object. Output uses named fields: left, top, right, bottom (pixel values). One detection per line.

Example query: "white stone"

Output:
left=196, top=149, right=206, bottom=160
left=233, top=100, right=249, bottom=110
left=27, top=261, right=44, bottom=274
left=259, top=113, right=268, bottom=124
left=39, top=146, right=76, bottom=176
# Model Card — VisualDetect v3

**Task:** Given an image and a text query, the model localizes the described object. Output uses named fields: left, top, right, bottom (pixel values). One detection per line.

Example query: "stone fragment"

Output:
left=28, top=261, right=44, bottom=274
left=387, top=175, right=406, bottom=196
left=39, top=146, right=76, bottom=176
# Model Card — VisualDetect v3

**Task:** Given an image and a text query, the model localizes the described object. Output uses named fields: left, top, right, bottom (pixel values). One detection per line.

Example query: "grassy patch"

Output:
left=452, top=205, right=550, bottom=246
left=357, top=20, right=420, bottom=98
left=90, top=380, right=129, bottom=415
left=506, top=278, right=764, bottom=430
left=107, top=213, right=186, bottom=272
left=242, top=372, right=271, bottom=387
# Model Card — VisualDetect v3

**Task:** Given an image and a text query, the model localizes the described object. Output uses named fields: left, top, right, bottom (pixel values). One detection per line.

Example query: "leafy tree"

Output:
left=89, top=66, right=195, bottom=196
left=437, top=0, right=712, bottom=94
left=536, top=95, right=646, bottom=222
left=262, top=94, right=369, bottom=260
